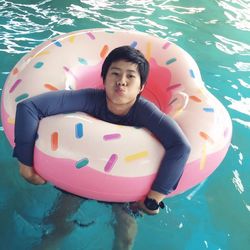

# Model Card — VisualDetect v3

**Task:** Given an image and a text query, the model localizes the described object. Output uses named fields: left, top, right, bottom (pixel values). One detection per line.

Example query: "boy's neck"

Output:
left=106, top=98, right=135, bottom=116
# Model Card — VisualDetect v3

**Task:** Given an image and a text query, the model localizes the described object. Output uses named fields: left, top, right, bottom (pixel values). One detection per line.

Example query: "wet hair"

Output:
left=101, top=46, right=149, bottom=88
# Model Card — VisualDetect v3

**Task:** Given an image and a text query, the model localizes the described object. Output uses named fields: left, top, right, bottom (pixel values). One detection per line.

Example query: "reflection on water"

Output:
left=225, top=95, right=250, bottom=116
left=231, top=164, right=250, bottom=235
left=214, top=34, right=250, bottom=55
left=235, top=62, right=250, bottom=71
left=217, top=0, right=250, bottom=31
left=233, top=118, right=250, bottom=129
left=0, top=0, right=250, bottom=249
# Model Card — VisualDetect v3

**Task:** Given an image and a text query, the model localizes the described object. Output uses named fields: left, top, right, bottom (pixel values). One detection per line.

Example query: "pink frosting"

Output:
left=34, top=144, right=230, bottom=202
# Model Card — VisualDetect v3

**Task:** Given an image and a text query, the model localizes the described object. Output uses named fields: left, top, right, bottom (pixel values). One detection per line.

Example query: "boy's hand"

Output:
left=137, top=200, right=159, bottom=215
left=19, top=162, right=46, bottom=185
left=137, top=190, right=166, bottom=215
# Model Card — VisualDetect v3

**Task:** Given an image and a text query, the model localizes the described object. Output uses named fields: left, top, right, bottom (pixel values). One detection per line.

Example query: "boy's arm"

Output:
left=135, top=100, right=191, bottom=214
left=13, top=89, right=94, bottom=184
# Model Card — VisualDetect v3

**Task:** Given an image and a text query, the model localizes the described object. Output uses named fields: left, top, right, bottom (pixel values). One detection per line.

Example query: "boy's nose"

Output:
left=116, top=76, right=127, bottom=86
left=117, top=81, right=126, bottom=86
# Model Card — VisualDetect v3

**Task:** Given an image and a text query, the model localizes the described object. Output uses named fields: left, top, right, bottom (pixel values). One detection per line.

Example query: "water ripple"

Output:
left=232, top=118, right=250, bottom=129
left=238, top=78, right=250, bottom=88
left=67, top=3, right=166, bottom=34
left=0, top=0, right=75, bottom=54
left=214, top=34, right=250, bottom=56
left=232, top=170, right=244, bottom=193
left=235, top=62, right=250, bottom=72
left=79, top=0, right=155, bottom=15
left=217, top=0, right=250, bottom=31
left=225, top=95, right=250, bottom=116
left=158, top=4, right=205, bottom=15
left=159, top=15, right=188, bottom=25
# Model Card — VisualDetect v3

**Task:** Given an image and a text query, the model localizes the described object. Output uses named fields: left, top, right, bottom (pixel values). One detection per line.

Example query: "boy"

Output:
left=14, top=45, right=191, bottom=248
left=15, top=45, right=191, bottom=213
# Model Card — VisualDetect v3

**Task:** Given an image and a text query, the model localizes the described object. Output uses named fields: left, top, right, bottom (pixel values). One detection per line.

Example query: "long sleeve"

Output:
left=133, top=99, right=191, bottom=195
left=13, top=89, right=97, bottom=166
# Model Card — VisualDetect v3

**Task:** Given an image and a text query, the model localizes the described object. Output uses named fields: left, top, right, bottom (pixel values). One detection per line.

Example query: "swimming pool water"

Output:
left=0, top=0, right=250, bottom=249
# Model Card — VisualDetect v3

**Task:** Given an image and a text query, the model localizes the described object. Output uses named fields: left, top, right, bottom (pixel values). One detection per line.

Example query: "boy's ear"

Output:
left=140, top=84, right=145, bottom=93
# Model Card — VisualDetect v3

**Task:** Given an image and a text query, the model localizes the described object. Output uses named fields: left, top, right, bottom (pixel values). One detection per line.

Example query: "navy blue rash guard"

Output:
left=13, top=89, right=191, bottom=195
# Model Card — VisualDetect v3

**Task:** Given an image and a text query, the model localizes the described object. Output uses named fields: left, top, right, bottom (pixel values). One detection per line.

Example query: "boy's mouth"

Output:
left=115, top=87, right=126, bottom=95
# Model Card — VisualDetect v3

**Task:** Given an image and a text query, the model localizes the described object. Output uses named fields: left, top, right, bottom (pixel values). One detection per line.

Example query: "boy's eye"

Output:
left=128, top=74, right=135, bottom=78
left=111, top=72, right=119, bottom=76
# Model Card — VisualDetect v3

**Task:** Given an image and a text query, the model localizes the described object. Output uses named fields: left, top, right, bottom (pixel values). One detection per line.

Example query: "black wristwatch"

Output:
left=144, top=197, right=165, bottom=211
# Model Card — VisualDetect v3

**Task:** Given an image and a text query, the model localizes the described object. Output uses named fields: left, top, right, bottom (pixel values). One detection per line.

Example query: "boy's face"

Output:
left=104, top=60, right=144, bottom=114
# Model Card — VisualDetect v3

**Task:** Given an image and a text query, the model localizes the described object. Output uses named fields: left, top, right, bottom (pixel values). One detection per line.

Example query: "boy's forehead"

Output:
left=109, top=60, right=139, bottom=72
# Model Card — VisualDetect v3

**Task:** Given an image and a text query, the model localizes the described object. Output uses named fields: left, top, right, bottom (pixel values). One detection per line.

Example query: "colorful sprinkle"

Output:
left=75, top=158, right=89, bottom=169
left=69, top=35, right=75, bottom=43
left=105, top=30, right=115, bottom=34
left=167, top=83, right=182, bottom=91
left=198, top=87, right=206, bottom=95
left=104, top=154, right=118, bottom=173
left=9, top=79, right=22, bottom=93
left=51, top=132, right=58, bottom=151
left=7, top=117, right=15, bottom=124
left=100, top=45, right=109, bottom=59
left=162, top=42, right=171, bottom=49
left=12, top=68, right=18, bottom=75
left=125, top=151, right=149, bottom=162
left=166, top=58, right=177, bottom=65
left=33, top=51, right=50, bottom=58
left=146, top=42, right=152, bottom=60
left=199, top=131, right=214, bottom=144
left=189, top=69, right=195, bottom=78
left=75, top=123, right=83, bottom=139
left=44, top=83, right=59, bottom=91
left=87, top=32, right=95, bottom=40
left=190, top=96, right=202, bottom=102
left=103, top=133, right=121, bottom=141
left=203, top=108, right=214, bottom=112
left=168, top=97, right=178, bottom=106
left=34, top=62, right=44, bottom=69
left=63, top=66, right=77, bottom=80
left=78, top=57, right=87, bottom=64
left=200, top=144, right=207, bottom=170
left=52, top=40, right=62, bottom=47
left=130, top=41, right=137, bottom=48
left=63, top=66, right=70, bottom=72
left=15, top=93, right=29, bottom=102
left=172, top=108, right=183, bottom=118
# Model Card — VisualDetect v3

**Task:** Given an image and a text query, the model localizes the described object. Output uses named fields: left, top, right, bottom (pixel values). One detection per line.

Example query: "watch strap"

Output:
left=144, top=197, right=165, bottom=211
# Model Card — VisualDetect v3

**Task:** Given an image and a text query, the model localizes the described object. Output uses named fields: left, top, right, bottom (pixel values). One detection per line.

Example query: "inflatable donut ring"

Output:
left=1, top=29, right=232, bottom=202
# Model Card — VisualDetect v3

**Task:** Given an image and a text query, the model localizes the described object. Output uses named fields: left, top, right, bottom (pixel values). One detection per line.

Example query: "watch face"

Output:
left=145, top=198, right=159, bottom=210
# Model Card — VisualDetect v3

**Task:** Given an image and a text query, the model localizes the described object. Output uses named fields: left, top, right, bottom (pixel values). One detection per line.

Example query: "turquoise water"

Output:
left=0, top=0, right=250, bottom=249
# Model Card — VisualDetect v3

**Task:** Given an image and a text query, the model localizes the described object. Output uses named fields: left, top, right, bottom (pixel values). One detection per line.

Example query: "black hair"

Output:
left=101, top=46, right=149, bottom=88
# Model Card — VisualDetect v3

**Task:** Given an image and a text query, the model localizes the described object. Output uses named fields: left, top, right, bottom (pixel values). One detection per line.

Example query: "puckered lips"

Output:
left=114, top=86, right=126, bottom=96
